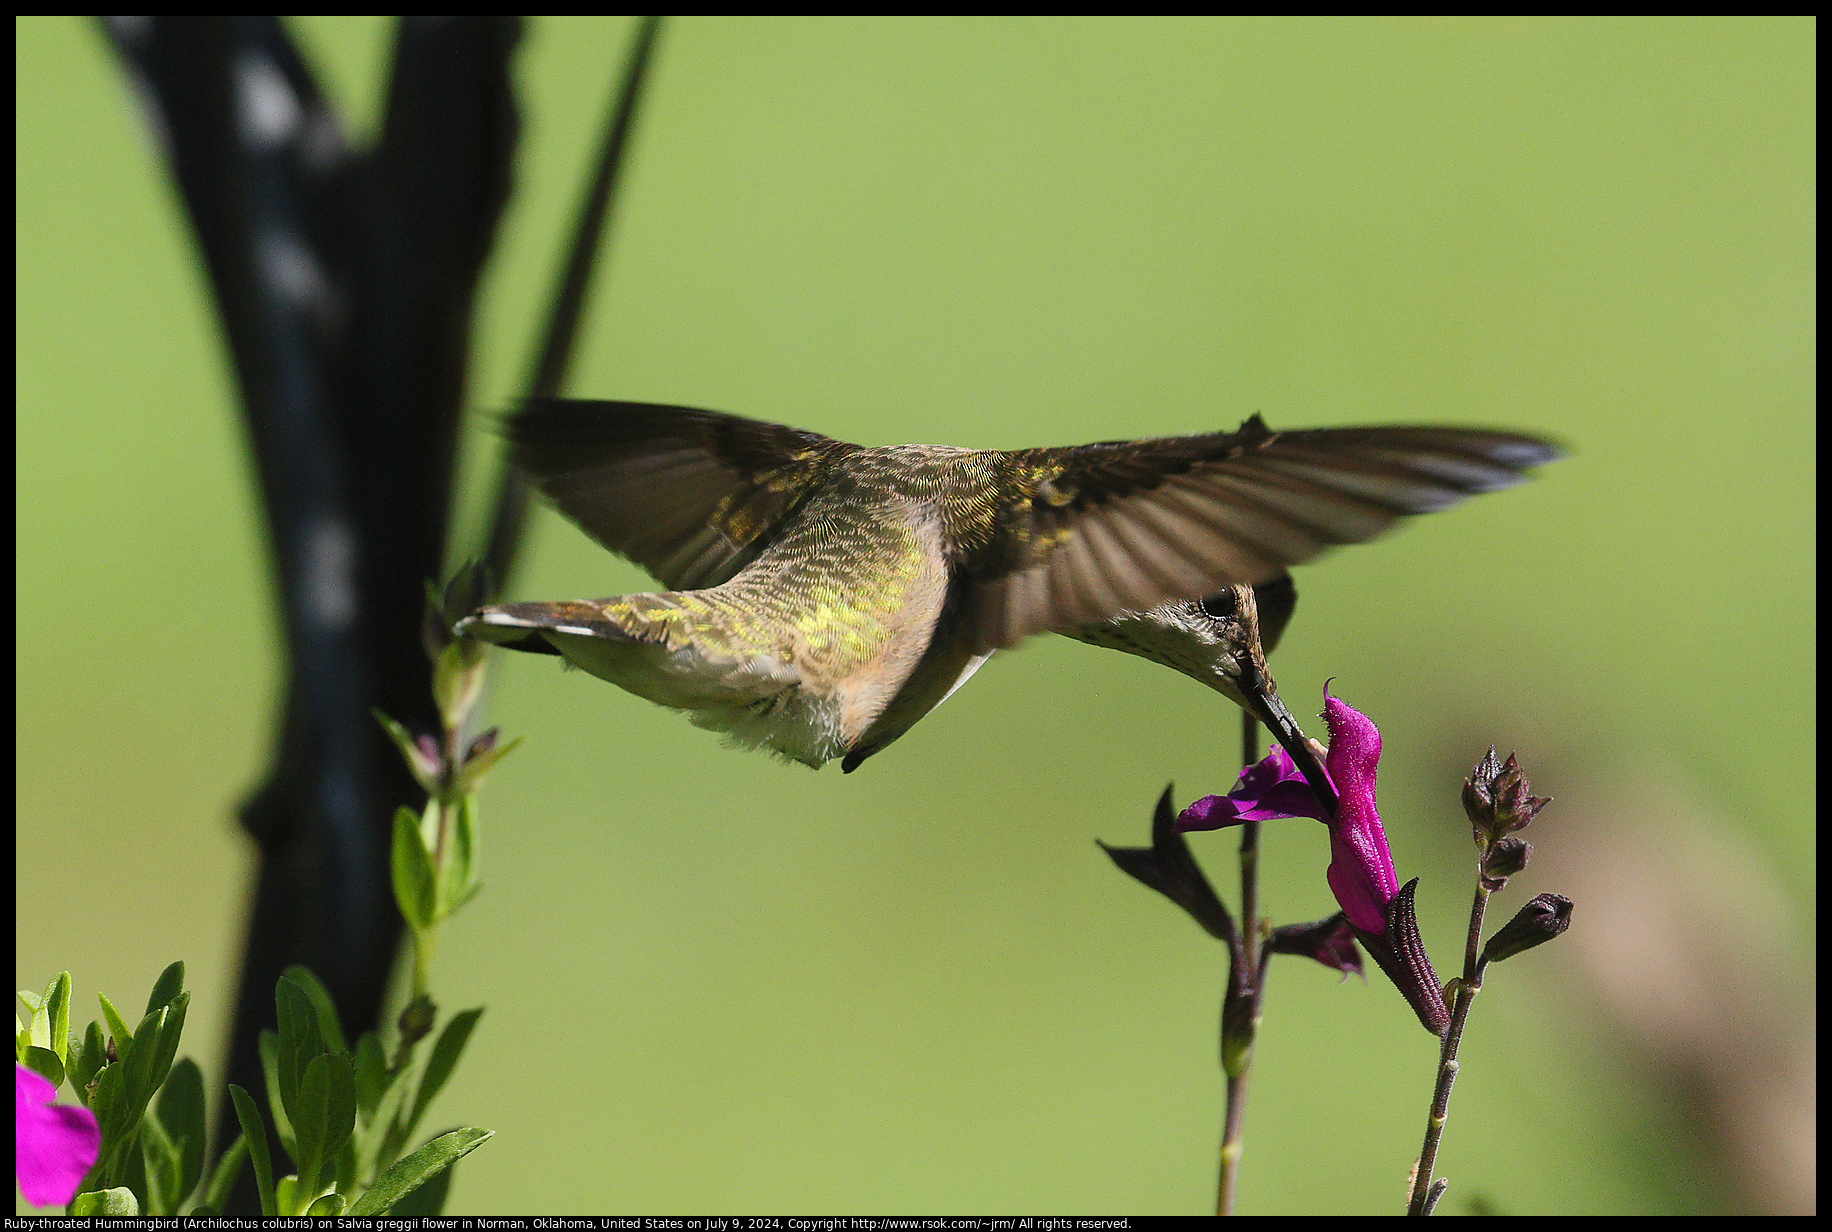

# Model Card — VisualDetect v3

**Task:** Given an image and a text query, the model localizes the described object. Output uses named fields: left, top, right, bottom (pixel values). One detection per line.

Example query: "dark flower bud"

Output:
left=1354, top=879, right=1450, bottom=1037
left=1481, top=893, right=1573, bottom=964
left=1462, top=746, right=1503, bottom=830
left=1464, top=746, right=1550, bottom=845
left=1269, top=912, right=1364, bottom=980
left=1099, top=786, right=1237, bottom=945
left=1479, top=836, right=1531, bottom=890
left=397, top=993, right=438, bottom=1048
left=466, top=728, right=499, bottom=763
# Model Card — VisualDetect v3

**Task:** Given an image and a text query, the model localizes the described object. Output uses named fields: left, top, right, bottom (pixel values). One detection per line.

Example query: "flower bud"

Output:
left=1479, top=836, right=1531, bottom=890
left=1269, top=913, right=1364, bottom=980
left=466, top=728, right=499, bottom=762
left=1464, top=746, right=1550, bottom=845
left=1481, top=893, right=1573, bottom=964
left=397, top=993, right=438, bottom=1048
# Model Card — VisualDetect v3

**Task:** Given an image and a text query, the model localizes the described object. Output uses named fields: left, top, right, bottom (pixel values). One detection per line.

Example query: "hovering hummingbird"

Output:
left=458, top=399, right=1556, bottom=775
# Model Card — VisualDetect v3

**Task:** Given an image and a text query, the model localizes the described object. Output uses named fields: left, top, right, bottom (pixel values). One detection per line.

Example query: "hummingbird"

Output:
left=458, top=399, right=1556, bottom=776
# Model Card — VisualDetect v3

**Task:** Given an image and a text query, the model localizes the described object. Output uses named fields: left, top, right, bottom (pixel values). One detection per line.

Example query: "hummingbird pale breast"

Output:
left=492, top=444, right=997, bottom=768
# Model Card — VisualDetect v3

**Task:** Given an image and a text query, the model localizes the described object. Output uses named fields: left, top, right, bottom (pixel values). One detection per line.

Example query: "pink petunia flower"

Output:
left=16, top=1063, right=100, bottom=1208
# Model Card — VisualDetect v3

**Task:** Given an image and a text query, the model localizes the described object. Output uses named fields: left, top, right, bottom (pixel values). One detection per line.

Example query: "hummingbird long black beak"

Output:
left=459, top=398, right=1558, bottom=771
left=1058, top=582, right=1339, bottom=813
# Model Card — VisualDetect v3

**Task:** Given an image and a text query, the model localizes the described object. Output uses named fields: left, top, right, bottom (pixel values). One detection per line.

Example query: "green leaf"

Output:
left=19, top=991, right=47, bottom=1057
left=352, top=1032, right=388, bottom=1118
left=258, top=1030, right=297, bottom=1164
left=28, top=1009, right=51, bottom=1056
left=291, top=1052, right=356, bottom=1201
left=386, top=1153, right=455, bottom=1215
left=438, top=796, right=481, bottom=916
left=365, top=1055, right=420, bottom=1172
left=404, top=1008, right=482, bottom=1143
left=199, top=1132, right=248, bottom=1215
left=418, top=797, right=442, bottom=849
left=120, top=1004, right=168, bottom=1121
left=98, top=992, right=134, bottom=1054
left=87, top=1058, right=129, bottom=1148
left=141, top=991, right=189, bottom=1095
left=391, top=806, right=438, bottom=932
left=308, top=1191, right=348, bottom=1216
left=449, top=880, right=485, bottom=914
left=228, top=1084, right=276, bottom=1218
left=21, top=1044, right=63, bottom=1086
left=144, top=962, right=185, bottom=1015
left=335, top=1132, right=361, bottom=1196
left=457, top=733, right=523, bottom=794
left=120, top=1128, right=150, bottom=1210
left=275, top=977, right=327, bottom=1131
left=346, top=1127, right=493, bottom=1216
left=71, top=1187, right=139, bottom=1216
left=274, top=1174, right=298, bottom=1217
left=153, top=1057, right=206, bottom=1206
left=43, top=972, right=71, bottom=1066
left=280, top=965, right=348, bottom=1054
left=69, top=1021, right=106, bottom=1104
left=138, top=1107, right=180, bottom=1215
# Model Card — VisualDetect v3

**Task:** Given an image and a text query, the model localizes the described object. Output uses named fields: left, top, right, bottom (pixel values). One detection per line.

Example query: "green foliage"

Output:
left=68, top=1021, right=106, bottom=1103
left=22, top=962, right=491, bottom=1216
left=152, top=1058, right=207, bottom=1207
left=347, top=1128, right=494, bottom=1216
left=70, top=1187, right=137, bottom=1215
left=20, top=575, right=509, bottom=1213
left=393, top=805, right=440, bottom=935
left=229, top=1084, right=276, bottom=1217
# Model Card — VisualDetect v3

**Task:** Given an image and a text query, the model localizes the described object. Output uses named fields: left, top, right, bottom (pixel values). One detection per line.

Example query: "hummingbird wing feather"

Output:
left=963, top=419, right=1557, bottom=653
left=508, top=399, right=861, bottom=590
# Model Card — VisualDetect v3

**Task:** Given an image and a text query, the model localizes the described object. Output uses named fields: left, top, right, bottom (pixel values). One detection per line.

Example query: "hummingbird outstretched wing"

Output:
left=508, top=399, right=860, bottom=590
left=963, top=417, right=1557, bottom=653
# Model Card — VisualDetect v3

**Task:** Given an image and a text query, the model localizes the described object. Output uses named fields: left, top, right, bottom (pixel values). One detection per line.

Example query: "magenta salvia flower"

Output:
left=1178, top=690, right=1449, bottom=1035
left=1179, top=691, right=1398, bottom=934
left=15, top=1063, right=99, bottom=1208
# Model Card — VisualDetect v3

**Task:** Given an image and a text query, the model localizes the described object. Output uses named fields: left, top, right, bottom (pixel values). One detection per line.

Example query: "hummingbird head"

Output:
left=1061, top=580, right=1331, bottom=805
left=1061, top=584, right=1272, bottom=710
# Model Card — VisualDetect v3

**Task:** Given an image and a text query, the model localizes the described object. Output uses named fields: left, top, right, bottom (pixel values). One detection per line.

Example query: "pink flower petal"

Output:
left=1320, top=693, right=1398, bottom=934
left=16, top=1063, right=100, bottom=1208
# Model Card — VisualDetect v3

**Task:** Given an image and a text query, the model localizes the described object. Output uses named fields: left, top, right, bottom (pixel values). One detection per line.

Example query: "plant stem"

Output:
left=1217, top=712, right=1264, bottom=1217
left=1407, top=878, right=1493, bottom=1215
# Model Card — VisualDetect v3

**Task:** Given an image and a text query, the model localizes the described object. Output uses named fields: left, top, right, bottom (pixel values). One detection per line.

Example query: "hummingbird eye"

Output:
left=1198, top=591, right=1239, bottom=621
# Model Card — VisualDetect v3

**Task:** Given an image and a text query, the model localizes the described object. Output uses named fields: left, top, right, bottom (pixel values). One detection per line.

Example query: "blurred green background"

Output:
left=17, top=16, right=1814, bottom=1216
